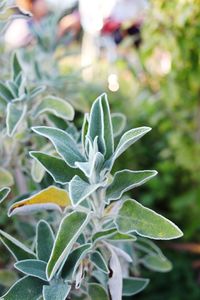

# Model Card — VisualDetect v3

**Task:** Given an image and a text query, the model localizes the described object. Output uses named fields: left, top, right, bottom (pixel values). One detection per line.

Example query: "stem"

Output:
left=14, top=166, right=28, bottom=194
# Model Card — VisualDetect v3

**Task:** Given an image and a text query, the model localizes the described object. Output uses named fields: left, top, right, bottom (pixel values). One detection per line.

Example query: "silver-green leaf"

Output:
left=46, top=211, right=90, bottom=281
left=115, top=199, right=183, bottom=240
left=32, top=126, right=85, bottom=167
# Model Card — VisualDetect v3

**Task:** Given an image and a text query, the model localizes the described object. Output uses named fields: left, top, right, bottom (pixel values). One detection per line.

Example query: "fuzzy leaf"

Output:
left=12, top=52, right=22, bottom=81
left=92, top=228, right=117, bottom=242
left=2, top=276, right=45, bottom=300
left=111, top=113, right=126, bottom=137
left=69, top=175, right=101, bottom=206
left=8, top=186, right=71, bottom=216
left=33, top=96, right=74, bottom=121
left=115, top=199, right=183, bottom=240
left=32, top=126, right=85, bottom=167
left=88, top=283, right=109, bottom=300
left=101, top=93, right=114, bottom=159
left=61, top=243, right=91, bottom=280
left=0, top=270, right=18, bottom=287
left=6, top=102, right=26, bottom=136
left=14, top=259, right=47, bottom=281
left=29, top=86, right=46, bottom=99
left=107, top=232, right=137, bottom=241
left=114, top=127, right=151, bottom=160
left=0, top=168, right=14, bottom=189
left=90, top=251, right=109, bottom=274
left=0, top=230, right=36, bottom=261
left=122, top=277, right=149, bottom=296
left=47, top=211, right=90, bottom=281
left=87, top=95, right=105, bottom=154
left=106, top=170, right=157, bottom=202
left=43, top=282, right=70, bottom=300
left=0, top=187, right=10, bottom=203
left=31, top=158, right=46, bottom=183
left=30, top=151, right=81, bottom=184
left=36, top=220, right=54, bottom=262
left=142, top=254, right=172, bottom=272
left=0, top=81, right=14, bottom=102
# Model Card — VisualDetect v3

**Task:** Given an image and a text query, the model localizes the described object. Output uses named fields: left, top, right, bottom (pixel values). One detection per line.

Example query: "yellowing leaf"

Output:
left=8, top=186, right=71, bottom=216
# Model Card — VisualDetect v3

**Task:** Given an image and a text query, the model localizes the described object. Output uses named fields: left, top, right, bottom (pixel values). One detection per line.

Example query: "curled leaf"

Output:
left=8, top=186, right=71, bottom=216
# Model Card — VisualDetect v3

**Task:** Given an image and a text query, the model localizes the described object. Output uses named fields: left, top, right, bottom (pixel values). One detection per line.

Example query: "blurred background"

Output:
left=0, top=0, right=200, bottom=299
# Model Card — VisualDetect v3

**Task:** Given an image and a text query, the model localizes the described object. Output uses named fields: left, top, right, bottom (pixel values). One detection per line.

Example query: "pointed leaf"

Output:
left=30, top=151, right=81, bottom=184
left=111, top=113, right=126, bottom=137
left=101, top=93, right=114, bottom=159
left=115, top=199, right=183, bottom=240
left=36, top=220, right=54, bottom=262
left=29, top=85, right=46, bottom=99
left=0, top=230, right=36, bottom=261
left=31, top=157, right=46, bottom=183
left=62, top=243, right=91, bottom=280
left=122, top=277, right=149, bottom=296
left=90, top=251, right=109, bottom=274
left=107, top=232, right=137, bottom=241
left=12, top=52, right=22, bottom=80
left=32, top=126, right=85, bottom=167
left=47, top=211, right=90, bottom=281
left=0, top=81, right=14, bottom=102
left=114, top=127, right=151, bottom=159
left=33, top=96, right=74, bottom=121
left=106, top=170, right=157, bottom=202
left=0, top=168, right=14, bottom=188
left=43, top=282, right=70, bottom=300
left=6, top=102, right=26, bottom=136
left=92, top=228, right=117, bottom=242
left=142, top=254, right=172, bottom=272
left=8, top=186, right=71, bottom=216
left=69, top=175, right=101, bottom=206
left=88, top=283, right=109, bottom=300
left=0, top=187, right=10, bottom=203
left=2, top=276, right=45, bottom=300
left=14, top=259, right=47, bottom=281
left=87, top=95, right=105, bottom=154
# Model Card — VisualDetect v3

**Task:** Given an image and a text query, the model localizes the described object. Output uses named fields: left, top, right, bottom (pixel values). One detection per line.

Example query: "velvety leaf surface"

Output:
left=0, top=229, right=36, bottom=261
left=15, top=259, right=47, bottom=281
left=8, top=186, right=71, bottom=216
left=47, top=211, right=90, bottom=280
left=2, top=276, right=45, bottom=300
left=88, top=283, right=109, bottom=300
left=12, top=53, right=22, bottom=80
left=106, top=170, right=157, bottom=202
left=142, top=254, right=172, bottom=272
left=101, top=93, right=114, bottom=159
left=32, top=126, right=85, bottom=167
left=87, top=95, right=105, bottom=154
left=6, top=102, right=26, bottom=136
left=69, top=175, right=101, bottom=206
left=115, top=199, right=183, bottom=240
left=61, top=243, right=91, bottom=279
left=0, top=187, right=10, bottom=203
left=114, top=126, right=151, bottom=159
left=43, top=282, right=70, bottom=300
left=33, top=96, right=74, bottom=121
left=0, top=168, right=14, bottom=188
left=122, top=277, right=149, bottom=296
left=36, top=220, right=54, bottom=262
left=111, top=113, right=126, bottom=137
left=30, top=151, right=80, bottom=184
left=0, top=81, right=14, bottom=102
left=90, top=251, right=109, bottom=274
